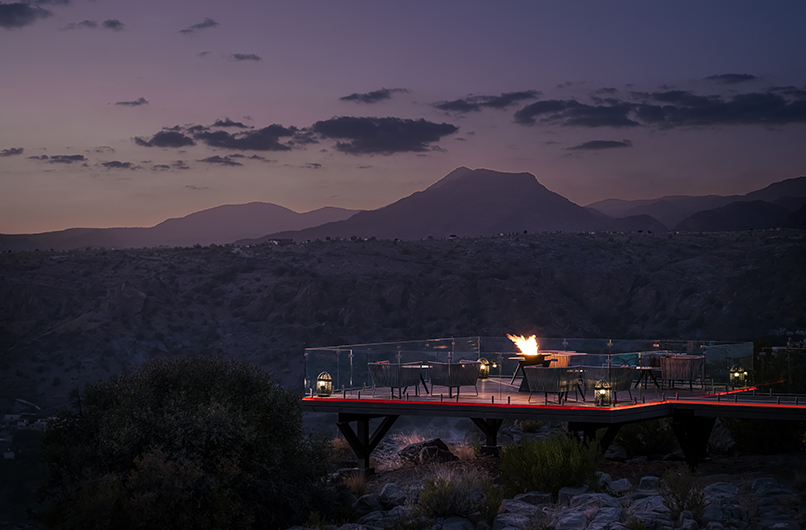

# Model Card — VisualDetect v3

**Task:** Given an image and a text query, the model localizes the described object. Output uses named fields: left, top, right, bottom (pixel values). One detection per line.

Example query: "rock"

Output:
left=334, top=525, right=376, bottom=530
left=379, top=482, right=407, bottom=509
left=638, top=475, right=660, bottom=491
left=492, top=512, right=531, bottom=530
left=439, top=516, right=475, bottom=530
left=628, top=495, right=672, bottom=529
left=679, top=519, right=699, bottom=530
left=705, top=523, right=724, bottom=530
left=752, top=477, right=800, bottom=530
left=597, top=471, right=612, bottom=490
left=513, top=491, right=553, bottom=506
left=499, top=499, right=539, bottom=517
left=419, top=445, right=458, bottom=465
left=609, top=478, right=632, bottom=496
left=398, top=438, right=450, bottom=464
left=558, top=486, right=588, bottom=505
left=662, top=450, right=686, bottom=461
left=703, top=482, right=738, bottom=499
left=355, top=511, right=385, bottom=527
left=352, top=494, right=384, bottom=519
left=551, top=493, right=621, bottom=530
left=604, top=444, right=628, bottom=462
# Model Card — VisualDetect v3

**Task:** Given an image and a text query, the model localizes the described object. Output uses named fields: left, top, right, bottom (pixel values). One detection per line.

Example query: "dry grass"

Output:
left=451, top=443, right=477, bottom=461
left=342, top=471, right=367, bottom=497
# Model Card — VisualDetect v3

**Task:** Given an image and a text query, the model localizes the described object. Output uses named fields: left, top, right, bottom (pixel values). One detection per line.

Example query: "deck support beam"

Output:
left=470, top=417, right=504, bottom=456
left=337, top=413, right=399, bottom=472
left=670, top=412, right=715, bottom=470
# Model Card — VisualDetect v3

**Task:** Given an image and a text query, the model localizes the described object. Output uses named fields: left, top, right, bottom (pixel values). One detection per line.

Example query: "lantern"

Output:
left=478, top=358, right=490, bottom=380
left=729, top=365, right=748, bottom=388
left=594, top=380, right=612, bottom=407
left=316, top=371, right=333, bottom=397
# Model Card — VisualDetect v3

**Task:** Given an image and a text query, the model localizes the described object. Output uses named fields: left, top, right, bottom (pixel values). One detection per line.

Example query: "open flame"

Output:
left=507, top=334, right=539, bottom=356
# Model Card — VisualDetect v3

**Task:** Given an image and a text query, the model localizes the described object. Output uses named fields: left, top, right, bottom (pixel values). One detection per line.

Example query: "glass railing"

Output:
left=303, top=337, right=755, bottom=401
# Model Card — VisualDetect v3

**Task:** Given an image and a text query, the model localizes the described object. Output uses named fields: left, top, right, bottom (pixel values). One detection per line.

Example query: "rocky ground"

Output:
left=311, top=422, right=806, bottom=530
left=2, top=230, right=805, bottom=414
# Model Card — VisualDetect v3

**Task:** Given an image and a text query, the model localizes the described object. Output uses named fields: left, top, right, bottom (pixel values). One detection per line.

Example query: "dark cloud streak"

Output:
left=0, top=2, right=52, bottom=29
left=568, top=139, right=632, bottom=150
left=434, top=90, right=540, bottom=113
left=0, top=147, right=23, bottom=157
left=115, top=97, right=149, bottom=106
left=340, top=88, right=409, bottom=104
left=179, top=17, right=218, bottom=34
left=705, top=73, right=757, bottom=84
left=134, top=131, right=196, bottom=148
left=312, top=116, right=458, bottom=155
left=230, top=53, right=261, bottom=62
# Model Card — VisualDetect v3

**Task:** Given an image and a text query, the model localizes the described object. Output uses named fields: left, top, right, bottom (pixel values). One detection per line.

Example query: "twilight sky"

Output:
left=2, top=0, right=806, bottom=233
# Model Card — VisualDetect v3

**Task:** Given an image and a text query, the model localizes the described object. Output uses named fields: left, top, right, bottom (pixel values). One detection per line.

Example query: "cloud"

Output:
left=94, top=146, right=114, bottom=153
left=434, top=90, right=540, bottom=113
left=567, top=139, right=633, bottom=150
left=27, top=155, right=48, bottom=160
left=705, top=73, right=757, bottom=85
left=185, top=185, right=209, bottom=191
left=134, top=130, right=196, bottom=148
left=151, top=164, right=170, bottom=171
left=212, top=118, right=251, bottom=129
left=340, top=88, right=409, bottom=104
left=172, top=160, right=190, bottom=170
left=514, top=99, right=640, bottom=127
left=179, top=17, right=218, bottom=34
left=0, top=2, right=52, bottom=29
left=311, top=116, right=458, bottom=155
left=115, top=97, right=148, bottom=106
left=193, top=124, right=295, bottom=151
left=102, top=19, right=123, bottom=31
left=65, top=18, right=123, bottom=31
left=101, top=160, right=140, bottom=169
left=198, top=155, right=243, bottom=166
left=230, top=53, right=261, bottom=62
left=301, top=162, right=322, bottom=169
left=0, top=147, right=23, bottom=157
left=198, top=51, right=212, bottom=57
left=48, top=154, right=87, bottom=164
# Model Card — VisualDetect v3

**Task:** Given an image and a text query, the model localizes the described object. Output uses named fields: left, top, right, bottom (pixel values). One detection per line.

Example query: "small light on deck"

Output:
left=479, top=358, right=490, bottom=379
left=729, top=365, right=747, bottom=388
left=594, top=380, right=612, bottom=407
left=316, top=372, right=333, bottom=397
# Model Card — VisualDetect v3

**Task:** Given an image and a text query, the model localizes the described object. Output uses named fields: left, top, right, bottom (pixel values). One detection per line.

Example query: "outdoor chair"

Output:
left=583, top=366, right=634, bottom=403
left=660, top=354, right=705, bottom=390
left=428, top=360, right=481, bottom=398
left=367, top=361, right=428, bottom=398
left=523, top=366, right=579, bottom=404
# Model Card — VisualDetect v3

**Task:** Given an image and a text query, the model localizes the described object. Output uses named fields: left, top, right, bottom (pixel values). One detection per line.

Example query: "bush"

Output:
left=659, top=466, right=705, bottom=521
left=34, top=357, right=335, bottom=530
left=721, top=418, right=806, bottom=454
left=614, top=418, right=679, bottom=456
left=500, top=434, right=602, bottom=497
left=416, top=467, right=502, bottom=524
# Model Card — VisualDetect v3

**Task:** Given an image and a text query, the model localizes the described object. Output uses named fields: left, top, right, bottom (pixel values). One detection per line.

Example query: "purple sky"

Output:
left=2, top=1, right=806, bottom=233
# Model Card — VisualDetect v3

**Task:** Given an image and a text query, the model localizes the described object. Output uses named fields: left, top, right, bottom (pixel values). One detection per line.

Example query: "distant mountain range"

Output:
left=2, top=169, right=805, bottom=251
left=0, top=203, right=357, bottom=251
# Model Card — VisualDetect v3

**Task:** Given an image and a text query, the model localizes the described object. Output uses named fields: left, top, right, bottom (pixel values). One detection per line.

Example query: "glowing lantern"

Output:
left=479, top=358, right=490, bottom=379
left=316, top=372, right=333, bottom=397
left=594, top=380, right=612, bottom=407
left=729, top=365, right=748, bottom=388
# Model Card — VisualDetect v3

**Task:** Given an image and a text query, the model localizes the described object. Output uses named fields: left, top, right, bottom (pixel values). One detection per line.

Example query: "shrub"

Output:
left=500, top=434, right=602, bottom=497
left=34, top=357, right=335, bottom=530
left=614, top=418, right=679, bottom=456
left=519, top=420, right=544, bottom=433
left=659, top=466, right=705, bottom=521
left=416, top=467, right=502, bottom=524
left=721, top=418, right=806, bottom=454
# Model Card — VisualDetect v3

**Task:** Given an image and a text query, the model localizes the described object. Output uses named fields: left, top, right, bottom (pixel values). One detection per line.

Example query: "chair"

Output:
left=661, top=355, right=705, bottom=390
left=368, top=361, right=427, bottom=398
left=429, top=360, right=481, bottom=397
left=523, top=366, right=578, bottom=403
left=583, top=366, right=634, bottom=403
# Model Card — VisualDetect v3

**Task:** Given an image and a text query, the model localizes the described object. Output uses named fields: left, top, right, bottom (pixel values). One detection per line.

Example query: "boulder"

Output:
left=597, top=471, right=612, bottom=490
left=551, top=493, right=621, bottom=530
left=499, top=499, right=539, bottom=517
left=492, top=512, right=531, bottom=530
left=398, top=438, right=451, bottom=464
left=439, top=516, right=475, bottom=530
left=352, top=494, right=384, bottom=519
left=628, top=495, right=672, bottom=529
left=609, top=478, right=632, bottom=496
left=558, top=486, right=588, bottom=505
left=513, top=491, right=553, bottom=506
left=379, top=482, right=407, bottom=509
left=418, top=445, right=458, bottom=465
left=604, top=444, right=628, bottom=462
left=638, top=475, right=660, bottom=491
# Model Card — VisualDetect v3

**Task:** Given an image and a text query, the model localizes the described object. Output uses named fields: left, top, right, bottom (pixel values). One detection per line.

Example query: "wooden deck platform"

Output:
left=301, top=377, right=806, bottom=470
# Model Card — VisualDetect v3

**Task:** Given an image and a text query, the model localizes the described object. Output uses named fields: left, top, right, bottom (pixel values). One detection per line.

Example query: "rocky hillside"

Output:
left=1, top=230, right=805, bottom=413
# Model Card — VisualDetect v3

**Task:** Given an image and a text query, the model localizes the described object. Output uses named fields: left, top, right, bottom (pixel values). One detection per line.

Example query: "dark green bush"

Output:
left=660, top=466, right=705, bottom=521
left=500, top=434, right=602, bottom=497
left=721, top=418, right=806, bottom=454
left=416, top=467, right=502, bottom=524
left=34, top=357, right=335, bottom=530
left=614, top=418, right=679, bottom=456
